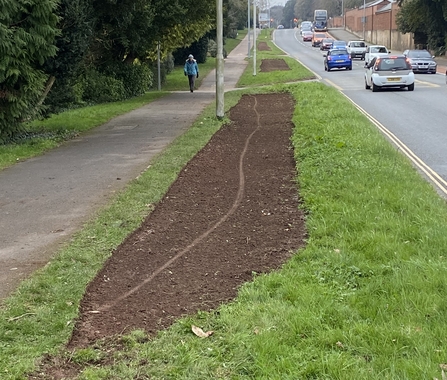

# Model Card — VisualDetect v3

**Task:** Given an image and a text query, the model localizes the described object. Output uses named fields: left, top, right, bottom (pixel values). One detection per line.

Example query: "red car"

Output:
left=302, top=31, right=313, bottom=42
left=320, top=38, right=334, bottom=50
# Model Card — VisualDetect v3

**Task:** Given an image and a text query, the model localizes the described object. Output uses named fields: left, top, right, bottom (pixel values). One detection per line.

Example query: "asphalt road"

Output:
left=0, top=39, right=249, bottom=301
left=274, top=28, right=447, bottom=197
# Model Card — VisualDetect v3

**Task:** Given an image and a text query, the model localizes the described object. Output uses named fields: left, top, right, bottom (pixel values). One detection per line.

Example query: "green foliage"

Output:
left=0, top=0, right=59, bottom=142
left=396, top=0, right=447, bottom=52
left=103, top=62, right=154, bottom=98
left=173, top=36, right=210, bottom=65
left=77, top=69, right=126, bottom=104
left=42, top=0, right=95, bottom=115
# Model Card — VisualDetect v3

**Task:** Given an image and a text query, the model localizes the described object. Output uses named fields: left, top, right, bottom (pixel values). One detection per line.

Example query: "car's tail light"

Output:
left=327, top=56, right=332, bottom=61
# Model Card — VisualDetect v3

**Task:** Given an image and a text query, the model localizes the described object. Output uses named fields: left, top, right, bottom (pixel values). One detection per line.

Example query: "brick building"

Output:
left=328, top=0, right=414, bottom=52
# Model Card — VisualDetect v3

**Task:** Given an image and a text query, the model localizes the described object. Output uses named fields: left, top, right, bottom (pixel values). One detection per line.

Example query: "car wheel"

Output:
left=365, top=79, right=370, bottom=90
left=324, top=64, right=327, bottom=71
left=407, top=83, right=415, bottom=91
left=372, top=82, right=379, bottom=92
left=348, top=66, right=352, bottom=70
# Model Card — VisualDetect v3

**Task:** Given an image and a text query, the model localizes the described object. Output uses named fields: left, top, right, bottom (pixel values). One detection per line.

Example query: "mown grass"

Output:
left=2, top=29, right=447, bottom=379
left=237, top=28, right=316, bottom=87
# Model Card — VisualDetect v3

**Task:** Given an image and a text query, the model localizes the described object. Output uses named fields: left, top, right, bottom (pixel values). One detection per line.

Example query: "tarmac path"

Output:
left=0, top=38, right=249, bottom=301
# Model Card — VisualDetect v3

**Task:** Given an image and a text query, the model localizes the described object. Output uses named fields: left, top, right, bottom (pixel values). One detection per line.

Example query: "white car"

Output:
left=364, top=55, right=414, bottom=92
left=364, top=45, right=390, bottom=65
left=347, top=40, right=367, bottom=60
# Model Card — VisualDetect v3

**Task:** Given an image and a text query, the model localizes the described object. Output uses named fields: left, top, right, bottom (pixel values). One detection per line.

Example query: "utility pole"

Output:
left=253, top=0, right=256, bottom=76
left=216, top=0, right=224, bottom=119
left=362, top=0, right=366, bottom=40
left=247, top=0, right=251, bottom=57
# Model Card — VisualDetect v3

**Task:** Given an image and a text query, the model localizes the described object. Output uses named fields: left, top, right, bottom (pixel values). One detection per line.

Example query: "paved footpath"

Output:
left=0, top=38, right=249, bottom=301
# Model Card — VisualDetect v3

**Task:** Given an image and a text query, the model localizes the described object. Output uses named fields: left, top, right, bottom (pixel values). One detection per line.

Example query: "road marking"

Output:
left=324, top=78, right=343, bottom=91
left=414, top=79, right=439, bottom=87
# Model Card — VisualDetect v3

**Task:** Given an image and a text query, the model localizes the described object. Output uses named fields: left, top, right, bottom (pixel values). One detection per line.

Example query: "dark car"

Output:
left=320, top=38, right=334, bottom=51
left=324, top=48, right=352, bottom=71
left=403, top=49, right=437, bottom=74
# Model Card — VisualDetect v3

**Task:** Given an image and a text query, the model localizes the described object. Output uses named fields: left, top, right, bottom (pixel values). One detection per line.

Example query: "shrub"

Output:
left=103, top=63, right=153, bottom=98
left=78, top=69, right=126, bottom=104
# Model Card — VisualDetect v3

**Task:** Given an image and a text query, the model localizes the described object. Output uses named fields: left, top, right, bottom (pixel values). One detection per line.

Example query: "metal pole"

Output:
left=253, top=0, right=256, bottom=76
left=247, top=0, right=251, bottom=58
left=341, top=0, right=344, bottom=28
left=216, top=0, right=224, bottom=119
left=157, top=41, right=161, bottom=91
left=363, top=0, right=366, bottom=40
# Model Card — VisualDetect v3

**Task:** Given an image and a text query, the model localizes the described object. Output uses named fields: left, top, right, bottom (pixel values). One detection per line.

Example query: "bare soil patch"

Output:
left=260, top=59, right=290, bottom=72
left=257, top=41, right=271, bottom=51
left=30, top=93, right=307, bottom=378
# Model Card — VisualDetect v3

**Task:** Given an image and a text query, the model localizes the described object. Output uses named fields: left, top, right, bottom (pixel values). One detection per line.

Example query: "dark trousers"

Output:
left=188, top=75, right=196, bottom=92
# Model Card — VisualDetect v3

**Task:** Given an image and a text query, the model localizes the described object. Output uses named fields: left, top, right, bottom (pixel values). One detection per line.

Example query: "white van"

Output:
left=347, top=40, right=367, bottom=60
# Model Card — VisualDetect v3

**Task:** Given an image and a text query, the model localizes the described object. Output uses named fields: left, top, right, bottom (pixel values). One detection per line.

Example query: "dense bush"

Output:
left=103, top=63, right=153, bottom=98
left=173, top=36, right=209, bottom=65
left=149, top=53, right=175, bottom=89
left=76, top=69, right=126, bottom=104
left=207, top=39, right=228, bottom=59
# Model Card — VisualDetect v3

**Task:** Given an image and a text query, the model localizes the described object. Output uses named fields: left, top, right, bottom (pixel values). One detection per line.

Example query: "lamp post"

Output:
left=253, top=0, right=256, bottom=76
left=216, top=0, right=224, bottom=119
left=341, top=0, right=344, bottom=28
left=362, top=0, right=366, bottom=40
left=247, top=0, right=251, bottom=58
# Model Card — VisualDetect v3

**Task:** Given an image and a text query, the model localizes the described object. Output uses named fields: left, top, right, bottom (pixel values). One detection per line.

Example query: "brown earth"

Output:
left=257, top=41, right=271, bottom=51
left=260, top=58, right=290, bottom=72
left=30, top=90, right=307, bottom=378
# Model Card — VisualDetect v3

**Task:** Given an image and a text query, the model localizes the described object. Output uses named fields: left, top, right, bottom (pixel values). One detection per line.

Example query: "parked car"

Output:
left=320, top=38, right=334, bottom=50
left=347, top=40, right=367, bottom=60
left=364, top=45, right=390, bottom=65
left=324, top=48, right=352, bottom=71
left=302, top=30, right=313, bottom=42
left=332, top=40, right=347, bottom=49
left=312, top=32, right=327, bottom=47
left=402, top=49, right=437, bottom=73
left=277, top=24, right=284, bottom=29
left=364, top=55, right=414, bottom=92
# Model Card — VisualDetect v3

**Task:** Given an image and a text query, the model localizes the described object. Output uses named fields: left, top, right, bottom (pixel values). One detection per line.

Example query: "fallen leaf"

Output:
left=192, top=325, right=214, bottom=338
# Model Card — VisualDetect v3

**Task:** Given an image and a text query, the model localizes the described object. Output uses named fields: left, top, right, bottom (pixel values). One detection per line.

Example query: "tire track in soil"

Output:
left=67, top=92, right=307, bottom=349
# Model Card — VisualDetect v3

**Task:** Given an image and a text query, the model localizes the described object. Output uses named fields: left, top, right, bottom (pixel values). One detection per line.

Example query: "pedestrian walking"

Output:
left=184, top=54, right=199, bottom=93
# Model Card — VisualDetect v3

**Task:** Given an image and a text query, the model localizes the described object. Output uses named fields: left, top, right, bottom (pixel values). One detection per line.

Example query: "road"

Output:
left=274, top=28, right=447, bottom=197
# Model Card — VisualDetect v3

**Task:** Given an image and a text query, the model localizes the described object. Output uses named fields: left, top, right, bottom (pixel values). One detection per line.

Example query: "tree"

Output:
left=0, top=0, right=59, bottom=141
left=397, top=0, right=447, bottom=52
left=282, top=0, right=297, bottom=28
left=43, top=0, right=95, bottom=114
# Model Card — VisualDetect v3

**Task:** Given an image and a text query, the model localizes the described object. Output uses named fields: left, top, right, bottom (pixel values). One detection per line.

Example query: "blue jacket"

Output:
left=184, top=59, right=199, bottom=76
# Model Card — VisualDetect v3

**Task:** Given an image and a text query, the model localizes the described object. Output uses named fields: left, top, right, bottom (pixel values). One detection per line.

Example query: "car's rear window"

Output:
left=314, top=33, right=326, bottom=38
left=377, top=57, right=410, bottom=70
left=351, top=42, right=365, bottom=47
left=407, top=50, right=431, bottom=58
left=331, top=49, right=348, bottom=55
left=371, top=46, right=387, bottom=53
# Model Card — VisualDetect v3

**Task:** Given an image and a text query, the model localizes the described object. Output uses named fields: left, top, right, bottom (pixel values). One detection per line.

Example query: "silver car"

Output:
left=403, top=49, right=437, bottom=74
left=364, top=55, right=415, bottom=92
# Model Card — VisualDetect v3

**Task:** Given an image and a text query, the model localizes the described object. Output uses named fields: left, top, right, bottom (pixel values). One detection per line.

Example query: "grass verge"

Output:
left=237, top=28, right=316, bottom=87
left=2, top=30, right=447, bottom=379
